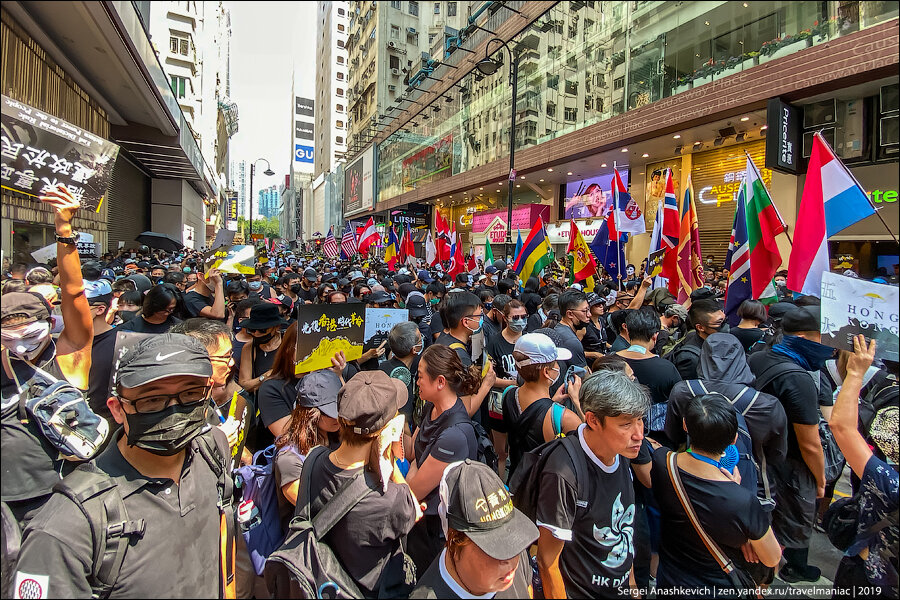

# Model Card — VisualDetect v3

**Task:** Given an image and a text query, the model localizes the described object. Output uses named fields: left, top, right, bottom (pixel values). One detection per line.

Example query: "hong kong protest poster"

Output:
left=295, top=304, right=365, bottom=375
left=821, top=272, right=899, bottom=361
left=1, top=95, right=119, bottom=212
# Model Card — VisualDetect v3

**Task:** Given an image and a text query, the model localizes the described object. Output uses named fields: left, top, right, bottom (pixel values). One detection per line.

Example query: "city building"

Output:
left=314, top=1, right=350, bottom=177
left=2, top=1, right=225, bottom=261
left=230, top=159, right=249, bottom=219
left=258, top=185, right=280, bottom=219
left=343, top=0, right=897, bottom=276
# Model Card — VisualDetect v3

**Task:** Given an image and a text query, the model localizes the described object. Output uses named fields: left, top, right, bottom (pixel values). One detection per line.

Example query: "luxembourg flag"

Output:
left=788, top=132, right=875, bottom=297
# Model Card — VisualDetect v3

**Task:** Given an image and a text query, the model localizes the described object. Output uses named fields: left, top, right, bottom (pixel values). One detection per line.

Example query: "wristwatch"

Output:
left=258, top=374, right=267, bottom=382
left=55, top=233, right=80, bottom=245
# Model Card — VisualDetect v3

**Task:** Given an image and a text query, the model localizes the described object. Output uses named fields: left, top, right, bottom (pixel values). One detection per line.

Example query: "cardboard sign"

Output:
left=1, top=95, right=119, bottom=212
left=294, top=304, right=365, bottom=375
left=211, top=229, right=236, bottom=252
left=364, top=308, right=408, bottom=347
left=205, top=245, right=255, bottom=275
left=820, top=272, right=899, bottom=361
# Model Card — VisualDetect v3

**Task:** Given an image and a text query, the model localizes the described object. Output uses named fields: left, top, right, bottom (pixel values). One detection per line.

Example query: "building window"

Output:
left=170, top=35, right=189, bottom=56
left=448, top=1, right=456, bottom=16
left=337, top=7, right=345, bottom=16
left=565, top=79, right=578, bottom=95
left=170, top=75, right=187, bottom=98
left=546, top=74, right=559, bottom=90
left=390, top=0, right=401, bottom=8
left=391, top=25, right=400, bottom=39
left=546, top=101, right=556, bottom=117
left=390, top=55, right=400, bottom=70
left=613, top=76, right=624, bottom=90
left=336, top=120, right=344, bottom=128
left=336, top=104, right=344, bottom=112
left=336, top=56, right=344, bottom=64
left=336, top=88, right=344, bottom=96
left=564, top=107, right=577, bottom=121
left=336, top=136, right=344, bottom=144
left=433, top=2, right=440, bottom=14
left=409, top=1, right=418, bottom=17
left=337, top=23, right=345, bottom=32
left=429, top=33, right=436, bottom=45
left=337, top=39, right=344, bottom=48
left=336, top=72, right=344, bottom=80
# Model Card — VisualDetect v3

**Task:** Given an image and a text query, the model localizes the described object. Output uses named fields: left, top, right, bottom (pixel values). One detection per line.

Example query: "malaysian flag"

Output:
left=323, top=226, right=339, bottom=258
left=340, top=222, right=358, bottom=259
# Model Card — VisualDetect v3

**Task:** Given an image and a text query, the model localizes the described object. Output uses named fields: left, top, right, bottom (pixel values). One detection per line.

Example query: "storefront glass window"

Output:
left=375, top=1, right=895, bottom=205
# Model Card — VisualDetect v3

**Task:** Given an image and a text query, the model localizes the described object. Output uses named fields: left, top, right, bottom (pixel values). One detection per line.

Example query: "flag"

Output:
left=384, top=225, right=400, bottom=270
left=612, top=168, right=645, bottom=235
left=589, top=217, right=627, bottom=283
left=567, top=219, right=597, bottom=283
left=484, top=238, right=494, bottom=266
left=449, top=238, right=465, bottom=279
left=724, top=185, right=751, bottom=325
left=449, top=223, right=458, bottom=261
left=466, top=248, right=477, bottom=273
left=814, top=135, right=876, bottom=236
left=322, top=226, right=339, bottom=258
left=340, top=222, right=358, bottom=259
left=744, top=155, right=784, bottom=300
left=405, top=223, right=417, bottom=267
left=435, top=212, right=451, bottom=262
left=513, top=231, right=523, bottom=264
left=512, top=217, right=553, bottom=284
left=425, top=231, right=437, bottom=266
left=675, top=176, right=703, bottom=303
left=357, top=217, right=379, bottom=254
left=660, top=169, right=680, bottom=288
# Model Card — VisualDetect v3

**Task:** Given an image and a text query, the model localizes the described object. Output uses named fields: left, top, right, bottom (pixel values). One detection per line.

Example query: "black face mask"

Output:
left=571, top=318, right=588, bottom=331
left=253, top=332, right=275, bottom=344
left=123, top=402, right=210, bottom=456
left=119, top=310, right=139, bottom=323
left=290, top=284, right=302, bottom=294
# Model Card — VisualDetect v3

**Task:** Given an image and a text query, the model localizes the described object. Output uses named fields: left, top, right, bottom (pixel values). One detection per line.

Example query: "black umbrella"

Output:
left=135, top=231, right=184, bottom=252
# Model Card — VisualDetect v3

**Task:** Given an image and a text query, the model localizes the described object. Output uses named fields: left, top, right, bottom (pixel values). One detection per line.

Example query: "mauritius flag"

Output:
left=724, top=182, right=776, bottom=324
left=744, top=155, right=784, bottom=299
left=513, top=217, right=552, bottom=284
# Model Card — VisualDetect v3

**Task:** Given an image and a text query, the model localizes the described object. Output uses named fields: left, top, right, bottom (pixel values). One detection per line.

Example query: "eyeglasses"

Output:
left=571, top=308, right=591, bottom=315
left=209, top=351, right=234, bottom=366
left=114, top=385, right=210, bottom=414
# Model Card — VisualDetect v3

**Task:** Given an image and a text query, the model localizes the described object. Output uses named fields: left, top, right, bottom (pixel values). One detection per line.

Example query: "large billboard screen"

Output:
left=561, top=169, right=630, bottom=220
left=344, top=146, right=374, bottom=216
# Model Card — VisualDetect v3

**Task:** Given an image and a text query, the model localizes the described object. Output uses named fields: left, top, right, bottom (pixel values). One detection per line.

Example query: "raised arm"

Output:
left=829, top=335, right=877, bottom=478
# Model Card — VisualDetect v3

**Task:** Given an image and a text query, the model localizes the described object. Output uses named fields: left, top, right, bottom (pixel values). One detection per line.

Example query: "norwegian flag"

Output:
left=340, top=222, right=358, bottom=259
left=323, top=226, right=339, bottom=258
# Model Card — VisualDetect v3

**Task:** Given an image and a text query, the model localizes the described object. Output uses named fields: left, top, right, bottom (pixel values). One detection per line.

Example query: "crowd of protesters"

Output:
left=1, top=187, right=897, bottom=599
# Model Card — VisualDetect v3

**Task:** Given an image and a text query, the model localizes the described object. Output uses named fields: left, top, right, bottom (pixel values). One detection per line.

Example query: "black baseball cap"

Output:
left=303, top=267, right=318, bottom=280
left=297, top=369, right=341, bottom=418
left=406, top=292, right=428, bottom=317
left=366, top=291, right=393, bottom=305
left=338, top=371, right=406, bottom=434
left=116, top=333, right=212, bottom=389
left=440, top=460, right=539, bottom=560
left=782, top=306, right=821, bottom=334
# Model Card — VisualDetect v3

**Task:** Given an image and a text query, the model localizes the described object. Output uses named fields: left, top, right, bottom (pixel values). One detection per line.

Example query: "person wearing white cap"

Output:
left=502, top=334, right=582, bottom=479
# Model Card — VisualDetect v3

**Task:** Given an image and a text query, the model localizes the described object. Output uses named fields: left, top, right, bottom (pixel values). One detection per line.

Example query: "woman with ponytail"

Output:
left=405, top=344, right=482, bottom=575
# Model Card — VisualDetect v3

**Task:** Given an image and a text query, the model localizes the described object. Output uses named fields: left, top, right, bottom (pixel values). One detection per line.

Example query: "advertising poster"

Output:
left=364, top=308, right=409, bottom=347
left=821, top=272, right=899, bottom=361
left=225, top=192, right=238, bottom=231
left=344, top=146, right=374, bottom=216
left=294, top=304, right=365, bottom=375
left=402, top=134, right=454, bottom=190
left=1, top=95, right=120, bottom=212
left=562, top=170, right=629, bottom=220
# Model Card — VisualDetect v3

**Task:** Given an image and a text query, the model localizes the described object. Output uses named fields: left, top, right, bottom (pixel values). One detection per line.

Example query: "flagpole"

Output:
left=613, top=161, right=623, bottom=291
left=743, top=150, right=795, bottom=247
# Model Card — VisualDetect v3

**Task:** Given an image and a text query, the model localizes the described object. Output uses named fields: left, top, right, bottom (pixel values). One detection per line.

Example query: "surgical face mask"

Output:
left=412, top=342, right=424, bottom=356
left=465, top=315, right=483, bottom=334
left=430, top=298, right=440, bottom=305
left=775, top=279, right=786, bottom=287
left=248, top=281, right=262, bottom=292
left=508, top=318, right=527, bottom=333
left=1, top=321, right=51, bottom=361
left=123, top=402, right=210, bottom=456
left=546, top=366, right=561, bottom=386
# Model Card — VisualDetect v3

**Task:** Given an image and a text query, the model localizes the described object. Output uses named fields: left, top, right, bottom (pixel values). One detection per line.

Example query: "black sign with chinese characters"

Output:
left=294, top=304, right=364, bottom=374
left=765, top=97, right=801, bottom=175
left=1, top=95, right=120, bottom=212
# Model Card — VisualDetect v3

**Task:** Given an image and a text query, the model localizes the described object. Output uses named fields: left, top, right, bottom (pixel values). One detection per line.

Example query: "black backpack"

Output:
left=823, top=494, right=899, bottom=554
left=508, top=434, right=587, bottom=523
left=264, top=446, right=375, bottom=599
left=859, top=377, right=898, bottom=439
left=32, top=431, right=233, bottom=599
left=438, top=409, right=499, bottom=473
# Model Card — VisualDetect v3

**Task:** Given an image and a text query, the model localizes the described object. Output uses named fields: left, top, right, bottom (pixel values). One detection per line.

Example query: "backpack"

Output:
left=859, top=378, right=899, bottom=439
left=823, top=493, right=899, bottom=554
left=234, top=444, right=302, bottom=575
left=438, top=409, right=499, bottom=472
left=754, top=360, right=846, bottom=484
left=683, top=381, right=771, bottom=508
left=663, top=336, right=701, bottom=369
left=47, top=430, right=234, bottom=599
left=1, top=357, right=109, bottom=461
left=263, top=446, right=373, bottom=599
left=508, top=433, right=588, bottom=523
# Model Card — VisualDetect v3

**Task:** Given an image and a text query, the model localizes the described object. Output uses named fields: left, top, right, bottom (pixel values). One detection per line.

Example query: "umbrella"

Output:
left=136, top=231, right=184, bottom=252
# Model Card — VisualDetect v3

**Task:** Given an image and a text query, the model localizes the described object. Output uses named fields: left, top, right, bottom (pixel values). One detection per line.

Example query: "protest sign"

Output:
left=1, top=95, right=119, bottom=212
left=295, top=304, right=365, bottom=374
left=364, top=308, right=408, bottom=353
left=821, top=272, right=899, bottom=361
left=29, top=243, right=56, bottom=264
left=647, top=249, right=665, bottom=278
left=211, top=228, right=236, bottom=252
left=205, top=245, right=255, bottom=275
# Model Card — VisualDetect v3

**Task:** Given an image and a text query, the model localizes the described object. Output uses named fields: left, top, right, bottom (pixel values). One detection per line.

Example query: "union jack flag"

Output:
left=323, top=226, right=339, bottom=258
left=340, top=222, right=358, bottom=259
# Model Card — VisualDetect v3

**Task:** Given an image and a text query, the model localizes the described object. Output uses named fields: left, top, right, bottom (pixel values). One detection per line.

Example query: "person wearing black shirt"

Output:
left=615, top=308, right=682, bottom=445
left=652, top=394, right=781, bottom=596
left=731, top=299, right=769, bottom=353
left=671, top=299, right=725, bottom=380
left=520, top=276, right=541, bottom=316
left=535, top=370, right=648, bottom=599
left=117, top=284, right=183, bottom=335
left=410, top=461, right=538, bottom=599
left=183, top=268, right=225, bottom=320
left=583, top=292, right=608, bottom=363
left=405, top=345, right=483, bottom=575
left=295, top=268, right=319, bottom=304
left=378, top=321, right=422, bottom=426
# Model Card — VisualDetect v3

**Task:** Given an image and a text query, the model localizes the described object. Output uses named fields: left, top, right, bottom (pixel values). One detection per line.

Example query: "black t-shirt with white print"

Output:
left=535, top=424, right=636, bottom=599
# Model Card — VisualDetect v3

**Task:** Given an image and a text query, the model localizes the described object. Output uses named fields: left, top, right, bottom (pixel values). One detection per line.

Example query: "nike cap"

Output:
left=115, top=333, right=212, bottom=390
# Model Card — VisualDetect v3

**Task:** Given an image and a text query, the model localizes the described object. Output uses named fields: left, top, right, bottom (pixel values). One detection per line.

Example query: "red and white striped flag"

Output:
left=323, top=226, right=339, bottom=258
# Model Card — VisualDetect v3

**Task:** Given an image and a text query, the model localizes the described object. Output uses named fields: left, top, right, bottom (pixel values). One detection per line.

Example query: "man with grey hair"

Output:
left=379, top=321, right=422, bottom=428
left=535, top=370, right=649, bottom=600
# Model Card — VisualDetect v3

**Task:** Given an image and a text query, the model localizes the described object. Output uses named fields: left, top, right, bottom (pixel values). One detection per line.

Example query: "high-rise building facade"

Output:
left=258, top=185, right=280, bottom=219
left=230, top=160, right=248, bottom=218
left=314, top=2, right=350, bottom=178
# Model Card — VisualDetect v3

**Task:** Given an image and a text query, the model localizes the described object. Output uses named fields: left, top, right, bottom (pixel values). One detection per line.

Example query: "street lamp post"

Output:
left=248, top=158, right=275, bottom=241
left=476, top=38, right=522, bottom=261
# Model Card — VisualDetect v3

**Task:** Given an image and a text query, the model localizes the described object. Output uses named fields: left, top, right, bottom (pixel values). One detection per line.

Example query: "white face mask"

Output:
left=546, top=366, right=560, bottom=386
left=1, top=321, right=51, bottom=361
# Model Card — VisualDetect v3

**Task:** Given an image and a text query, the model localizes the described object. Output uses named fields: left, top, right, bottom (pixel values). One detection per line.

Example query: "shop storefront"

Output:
left=470, top=204, right=551, bottom=261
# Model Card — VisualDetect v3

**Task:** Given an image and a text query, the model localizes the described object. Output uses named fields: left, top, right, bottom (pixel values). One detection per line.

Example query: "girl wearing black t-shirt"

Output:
left=405, top=344, right=481, bottom=575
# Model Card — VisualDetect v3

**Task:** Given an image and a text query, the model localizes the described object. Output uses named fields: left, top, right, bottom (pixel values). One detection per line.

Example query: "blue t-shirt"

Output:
left=852, top=455, right=899, bottom=591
